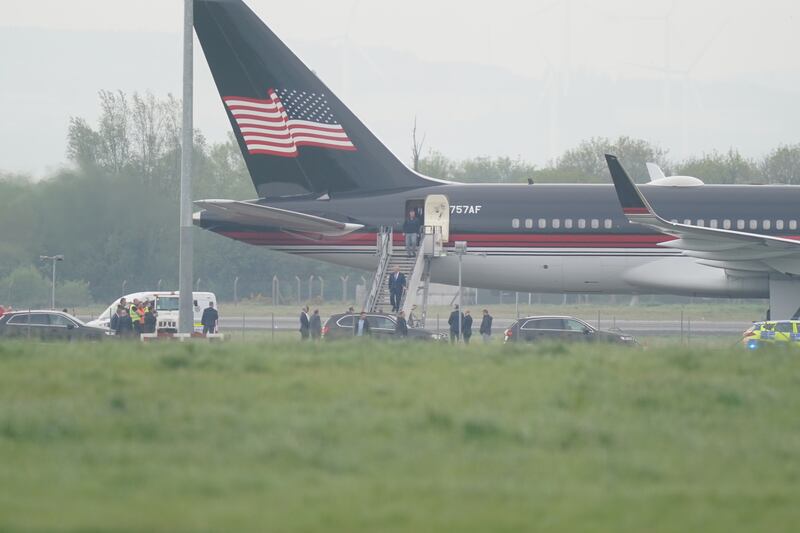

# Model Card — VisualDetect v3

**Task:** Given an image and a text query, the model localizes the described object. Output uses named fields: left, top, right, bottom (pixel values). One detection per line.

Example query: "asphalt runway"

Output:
left=217, top=316, right=751, bottom=337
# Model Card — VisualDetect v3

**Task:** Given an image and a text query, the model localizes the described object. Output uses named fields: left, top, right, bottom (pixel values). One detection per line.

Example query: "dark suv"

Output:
left=503, top=316, right=637, bottom=345
left=322, top=313, right=446, bottom=341
left=0, top=310, right=107, bottom=341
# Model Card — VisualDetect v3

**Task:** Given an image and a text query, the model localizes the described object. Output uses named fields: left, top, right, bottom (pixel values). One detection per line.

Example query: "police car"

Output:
left=742, top=320, right=800, bottom=349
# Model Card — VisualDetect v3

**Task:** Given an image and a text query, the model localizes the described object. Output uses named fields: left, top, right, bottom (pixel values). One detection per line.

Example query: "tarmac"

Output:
left=216, top=316, right=750, bottom=338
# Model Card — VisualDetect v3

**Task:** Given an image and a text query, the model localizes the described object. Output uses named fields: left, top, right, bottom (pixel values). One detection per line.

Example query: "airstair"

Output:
left=364, top=225, right=444, bottom=328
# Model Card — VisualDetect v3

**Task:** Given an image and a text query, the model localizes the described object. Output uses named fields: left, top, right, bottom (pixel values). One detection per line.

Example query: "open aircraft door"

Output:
left=424, top=195, right=450, bottom=254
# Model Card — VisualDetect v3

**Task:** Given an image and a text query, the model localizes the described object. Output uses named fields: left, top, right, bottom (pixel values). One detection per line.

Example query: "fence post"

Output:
left=340, top=275, right=349, bottom=303
left=295, top=276, right=301, bottom=304
left=308, top=275, right=314, bottom=302
left=233, top=276, right=239, bottom=305
left=319, top=277, right=324, bottom=302
left=272, top=276, right=279, bottom=306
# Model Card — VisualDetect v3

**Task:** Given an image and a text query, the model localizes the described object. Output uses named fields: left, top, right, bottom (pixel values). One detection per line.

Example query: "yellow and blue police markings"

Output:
left=743, top=320, right=800, bottom=349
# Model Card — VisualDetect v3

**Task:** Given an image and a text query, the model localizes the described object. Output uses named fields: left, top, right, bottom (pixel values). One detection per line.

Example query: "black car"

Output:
left=0, top=310, right=108, bottom=341
left=322, top=313, right=446, bottom=341
left=503, top=316, right=637, bottom=345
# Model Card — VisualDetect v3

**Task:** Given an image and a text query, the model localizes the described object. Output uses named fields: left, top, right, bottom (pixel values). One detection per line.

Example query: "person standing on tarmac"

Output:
left=479, top=309, right=493, bottom=343
left=299, top=306, right=310, bottom=340
left=130, top=299, right=143, bottom=336
left=144, top=303, right=158, bottom=334
left=462, top=310, right=473, bottom=344
left=395, top=311, right=408, bottom=338
left=354, top=311, right=371, bottom=338
left=448, top=304, right=463, bottom=343
left=112, top=306, right=132, bottom=337
left=201, top=301, right=219, bottom=335
left=310, top=309, right=322, bottom=340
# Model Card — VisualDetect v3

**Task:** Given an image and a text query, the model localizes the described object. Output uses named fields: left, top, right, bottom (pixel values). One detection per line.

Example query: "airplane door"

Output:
left=424, top=194, right=450, bottom=242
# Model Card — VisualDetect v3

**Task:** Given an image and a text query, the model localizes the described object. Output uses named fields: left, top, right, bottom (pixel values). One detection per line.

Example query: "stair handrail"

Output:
left=401, top=234, right=429, bottom=319
left=364, top=226, right=393, bottom=312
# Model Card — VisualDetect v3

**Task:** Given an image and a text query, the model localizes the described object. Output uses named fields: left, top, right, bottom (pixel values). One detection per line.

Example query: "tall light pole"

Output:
left=178, top=0, right=194, bottom=334
left=40, top=255, right=64, bottom=309
left=454, top=241, right=467, bottom=342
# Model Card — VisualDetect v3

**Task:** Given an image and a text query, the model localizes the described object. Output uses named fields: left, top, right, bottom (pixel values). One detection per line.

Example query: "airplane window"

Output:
left=512, top=218, right=520, bottom=229
left=723, top=219, right=731, bottom=229
left=525, top=219, right=533, bottom=229
left=670, top=219, right=678, bottom=223
left=591, top=219, right=599, bottom=229
left=777, top=220, right=785, bottom=230
left=683, top=219, right=691, bottom=225
left=737, top=220, right=745, bottom=230
left=604, top=219, right=613, bottom=229
left=578, top=219, right=586, bottom=229
left=552, top=219, right=561, bottom=229
left=791, top=220, right=798, bottom=230
left=538, top=218, right=547, bottom=229
left=763, top=220, right=771, bottom=230
left=749, top=220, right=758, bottom=230
left=710, top=219, right=718, bottom=228
left=564, top=219, right=573, bottom=229
left=697, top=219, right=705, bottom=227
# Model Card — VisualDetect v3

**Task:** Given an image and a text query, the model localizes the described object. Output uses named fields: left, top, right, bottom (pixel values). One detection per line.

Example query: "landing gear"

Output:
left=768, top=278, right=800, bottom=320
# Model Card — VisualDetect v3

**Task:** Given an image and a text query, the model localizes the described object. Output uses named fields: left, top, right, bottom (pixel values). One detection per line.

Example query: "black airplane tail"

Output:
left=194, top=0, right=439, bottom=198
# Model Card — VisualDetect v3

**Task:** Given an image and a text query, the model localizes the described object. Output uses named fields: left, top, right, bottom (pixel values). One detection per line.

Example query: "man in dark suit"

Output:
left=388, top=266, right=407, bottom=312
left=448, top=304, right=463, bottom=343
left=299, top=306, right=310, bottom=340
left=395, top=311, right=409, bottom=338
left=462, top=310, right=473, bottom=344
left=354, top=312, right=371, bottom=337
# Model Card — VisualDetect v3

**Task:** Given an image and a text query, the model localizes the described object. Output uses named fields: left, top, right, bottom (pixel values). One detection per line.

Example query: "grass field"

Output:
left=1, top=340, right=798, bottom=532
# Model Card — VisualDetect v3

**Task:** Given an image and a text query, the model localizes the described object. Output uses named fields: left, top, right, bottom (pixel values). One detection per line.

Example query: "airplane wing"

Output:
left=194, top=199, right=364, bottom=237
left=605, top=154, right=800, bottom=276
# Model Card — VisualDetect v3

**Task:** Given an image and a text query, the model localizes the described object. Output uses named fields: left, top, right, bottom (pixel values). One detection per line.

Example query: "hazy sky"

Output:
left=2, top=0, right=799, bottom=176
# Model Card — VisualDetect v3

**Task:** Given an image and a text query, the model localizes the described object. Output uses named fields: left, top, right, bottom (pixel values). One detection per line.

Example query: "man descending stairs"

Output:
left=364, top=227, right=434, bottom=329
left=372, top=257, right=416, bottom=312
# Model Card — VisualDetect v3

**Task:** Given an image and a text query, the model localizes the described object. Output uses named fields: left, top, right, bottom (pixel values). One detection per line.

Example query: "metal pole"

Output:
left=51, top=259, right=56, bottom=309
left=308, top=275, right=314, bottom=301
left=319, top=277, right=324, bottom=302
left=295, top=276, right=301, bottom=304
left=458, top=253, right=462, bottom=341
left=341, top=275, right=348, bottom=302
left=234, top=276, right=239, bottom=305
left=515, top=292, right=519, bottom=318
left=178, top=0, right=194, bottom=334
left=122, top=280, right=127, bottom=296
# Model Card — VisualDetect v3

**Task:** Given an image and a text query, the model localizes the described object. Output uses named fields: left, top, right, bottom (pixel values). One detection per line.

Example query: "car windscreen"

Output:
left=157, top=297, right=180, bottom=311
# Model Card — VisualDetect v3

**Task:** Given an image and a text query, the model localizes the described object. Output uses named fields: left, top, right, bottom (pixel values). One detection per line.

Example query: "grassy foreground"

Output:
left=0, top=341, right=798, bottom=532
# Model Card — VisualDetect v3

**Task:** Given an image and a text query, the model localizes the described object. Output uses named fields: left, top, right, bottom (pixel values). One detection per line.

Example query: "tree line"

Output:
left=418, top=137, right=800, bottom=185
left=1, top=91, right=799, bottom=308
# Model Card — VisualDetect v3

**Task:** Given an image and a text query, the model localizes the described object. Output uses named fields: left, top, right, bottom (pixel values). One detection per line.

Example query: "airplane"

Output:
left=192, top=0, right=800, bottom=319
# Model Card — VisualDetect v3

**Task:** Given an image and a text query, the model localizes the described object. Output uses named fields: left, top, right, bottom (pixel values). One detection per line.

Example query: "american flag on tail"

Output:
left=223, top=88, right=356, bottom=158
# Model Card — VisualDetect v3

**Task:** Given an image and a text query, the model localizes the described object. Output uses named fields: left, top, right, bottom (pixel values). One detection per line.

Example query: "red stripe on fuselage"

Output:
left=217, top=231, right=677, bottom=248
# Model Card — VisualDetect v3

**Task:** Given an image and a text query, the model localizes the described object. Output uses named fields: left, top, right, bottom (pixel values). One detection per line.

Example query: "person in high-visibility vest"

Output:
left=130, top=300, right=142, bottom=335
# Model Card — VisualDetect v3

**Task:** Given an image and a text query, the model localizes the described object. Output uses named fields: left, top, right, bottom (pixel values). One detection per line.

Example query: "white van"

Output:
left=88, top=291, right=217, bottom=334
